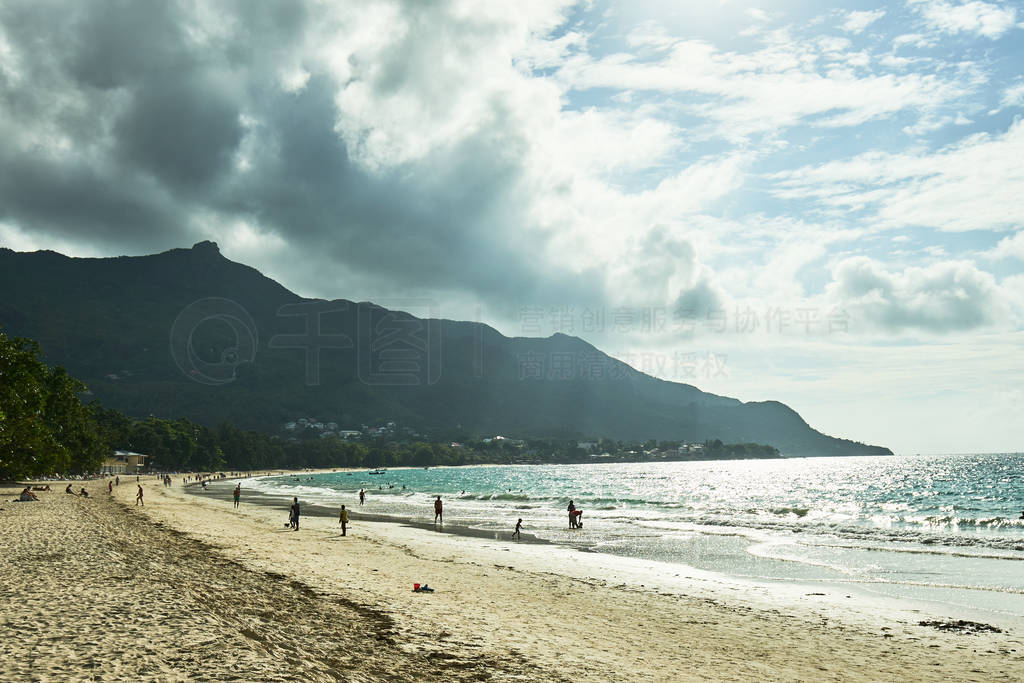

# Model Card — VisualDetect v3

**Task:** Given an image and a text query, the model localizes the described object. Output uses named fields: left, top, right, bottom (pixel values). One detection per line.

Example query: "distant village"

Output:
left=282, top=418, right=404, bottom=442
left=278, top=417, right=779, bottom=463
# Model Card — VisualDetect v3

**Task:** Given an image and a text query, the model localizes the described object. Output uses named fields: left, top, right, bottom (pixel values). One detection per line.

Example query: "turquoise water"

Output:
left=249, top=453, right=1024, bottom=620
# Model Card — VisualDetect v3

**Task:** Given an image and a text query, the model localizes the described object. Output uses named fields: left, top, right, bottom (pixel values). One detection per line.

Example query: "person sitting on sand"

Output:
left=65, top=483, right=74, bottom=494
left=79, top=487, right=89, bottom=498
left=18, top=487, right=39, bottom=502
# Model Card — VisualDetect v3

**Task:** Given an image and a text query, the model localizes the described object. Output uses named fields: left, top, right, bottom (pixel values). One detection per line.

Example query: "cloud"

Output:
left=770, top=120, right=1024, bottom=232
left=984, top=230, right=1024, bottom=261
left=841, top=9, right=886, bottom=34
left=825, top=256, right=1013, bottom=332
left=557, top=29, right=973, bottom=141
left=999, top=82, right=1024, bottom=109
left=911, top=0, right=1019, bottom=39
left=0, top=0, right=615, bottom=309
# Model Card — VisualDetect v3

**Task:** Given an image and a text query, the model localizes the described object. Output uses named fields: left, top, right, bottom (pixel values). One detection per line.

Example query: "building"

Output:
left=101, top=450, right=148, bottom=475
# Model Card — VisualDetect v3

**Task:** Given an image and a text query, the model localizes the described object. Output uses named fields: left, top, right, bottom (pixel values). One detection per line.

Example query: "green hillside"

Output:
left=0, top=242, right=891, bottom=456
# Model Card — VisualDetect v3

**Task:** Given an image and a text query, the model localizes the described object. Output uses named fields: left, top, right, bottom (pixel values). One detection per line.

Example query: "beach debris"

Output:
left=413, top=583, right=435, bottom=592
left=918, top=619, right=1002, bottom=635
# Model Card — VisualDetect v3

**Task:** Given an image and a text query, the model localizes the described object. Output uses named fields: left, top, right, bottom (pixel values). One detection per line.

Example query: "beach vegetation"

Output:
left=0, top=331, right=106, bottom=479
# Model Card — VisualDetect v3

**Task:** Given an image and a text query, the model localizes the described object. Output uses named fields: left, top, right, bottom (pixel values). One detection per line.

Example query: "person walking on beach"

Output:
left=339, top=505, right=349, bottom=536
left=136, top=484, right=144, bottom=506
left=359, top=489, right=365, bottom=506
left=290, top=497, right=300, bottom=531
left=233, top=484, right=241, bottom=509
left=434, top=496, right=443, bottom=524
left=513, top=518, right=522, bottom=540
left=108, top=481, right=113, bottom=494
left=115, top=476, right=119, bottom=486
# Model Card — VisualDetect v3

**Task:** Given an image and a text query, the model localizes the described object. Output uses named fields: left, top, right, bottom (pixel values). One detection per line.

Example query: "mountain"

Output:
left=0, top=242, right=891, bottom=456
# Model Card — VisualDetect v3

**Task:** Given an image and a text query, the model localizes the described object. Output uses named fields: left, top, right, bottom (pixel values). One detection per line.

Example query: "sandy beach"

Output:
left=2, top=477, right=1022, bottom=682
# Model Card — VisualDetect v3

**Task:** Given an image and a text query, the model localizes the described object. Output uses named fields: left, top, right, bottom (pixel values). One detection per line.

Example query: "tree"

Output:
left=0, top=332, right=106, bottom=479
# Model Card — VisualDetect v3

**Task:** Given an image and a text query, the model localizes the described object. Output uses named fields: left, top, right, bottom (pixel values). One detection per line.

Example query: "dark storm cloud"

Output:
left=114, top=75, right=244, bottom=192
left=0, top=0, right=601, bottom=309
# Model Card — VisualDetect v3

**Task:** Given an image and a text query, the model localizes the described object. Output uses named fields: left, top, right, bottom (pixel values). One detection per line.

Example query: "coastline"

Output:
left=3, top=476, right=1023, bottom=681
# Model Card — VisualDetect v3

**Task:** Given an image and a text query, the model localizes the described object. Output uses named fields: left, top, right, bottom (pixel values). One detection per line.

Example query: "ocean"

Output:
left=242, top=453, right=1024, bottom=622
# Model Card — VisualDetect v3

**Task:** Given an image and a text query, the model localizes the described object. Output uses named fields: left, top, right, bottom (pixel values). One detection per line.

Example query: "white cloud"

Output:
left=985, top=230, right=1024, bottom=261
left=892, top=32, right=936, bottom=49
left=557, top=33, right=971, bottom=141
left=999, top=82, right=1024, bottom=108
left=824, top=256, right=1013, bottom=332
left=841, top=9, right=886, bottom=34
left=912, top=0, right=1018, bottom=39
left=771, top=120, right=1024, bottom=232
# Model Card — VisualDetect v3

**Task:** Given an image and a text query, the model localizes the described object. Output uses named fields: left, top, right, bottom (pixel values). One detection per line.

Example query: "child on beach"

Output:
left=513, top=518, right=522, bottom=540
left=135, top=484, right=143, bottom=506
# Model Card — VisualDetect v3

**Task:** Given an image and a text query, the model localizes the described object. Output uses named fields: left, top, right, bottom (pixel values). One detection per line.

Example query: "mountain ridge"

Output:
left=0, top=242, right=891, bottom=456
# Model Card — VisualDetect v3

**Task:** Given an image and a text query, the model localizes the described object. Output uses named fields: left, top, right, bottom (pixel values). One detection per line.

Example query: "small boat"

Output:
left=369, top=468, right=386, bottom=475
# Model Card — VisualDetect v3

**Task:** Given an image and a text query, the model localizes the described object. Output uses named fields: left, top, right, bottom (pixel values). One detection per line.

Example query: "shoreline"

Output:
left=4, top=476, right=1023, bottom=680
left=198, top=471, right=1024, bottom=632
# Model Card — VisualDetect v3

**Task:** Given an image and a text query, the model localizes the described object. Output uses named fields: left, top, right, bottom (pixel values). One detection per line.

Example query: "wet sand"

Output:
left=2, top=478, right=1022, bottom=681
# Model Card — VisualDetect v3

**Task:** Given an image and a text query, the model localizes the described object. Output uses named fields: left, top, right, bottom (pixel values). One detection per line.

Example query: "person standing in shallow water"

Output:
left=567, top=500, right=576, bottom=528
left=359, top=489, right=365, bottom=506
left=513, top=518, right=522, bottom=540
left=434, top=496, right=443, bottom=524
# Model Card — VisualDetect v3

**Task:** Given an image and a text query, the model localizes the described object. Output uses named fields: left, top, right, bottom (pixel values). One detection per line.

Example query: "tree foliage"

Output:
left=0, top=332, right=105, bottom=479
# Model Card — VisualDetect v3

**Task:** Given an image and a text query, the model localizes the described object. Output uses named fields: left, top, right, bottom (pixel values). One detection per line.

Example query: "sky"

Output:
left=1, top=0, right=1022, bottom=454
